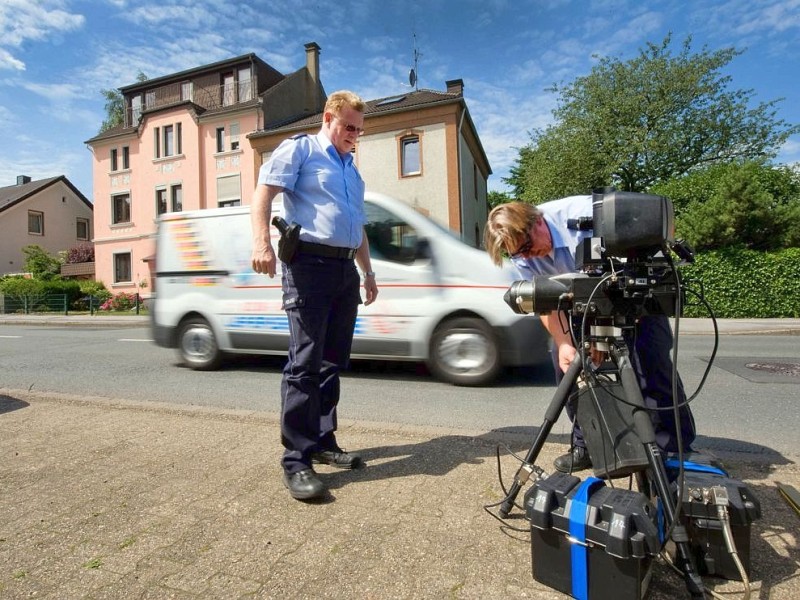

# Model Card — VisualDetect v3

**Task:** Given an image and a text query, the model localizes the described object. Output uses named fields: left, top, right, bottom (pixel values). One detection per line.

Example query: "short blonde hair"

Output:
left=324, top=90, right=365, bottom=116
left=484, top=202, right=542, bottom=266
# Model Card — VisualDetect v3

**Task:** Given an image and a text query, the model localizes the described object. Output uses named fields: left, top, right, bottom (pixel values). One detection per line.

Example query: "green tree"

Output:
left=487, top=190, right=513, bottom=209
left=650, top=161, right=800, bottom=250
left=659, top=162, right=800, bottom=251
left=507, top=35, right=799, bottom=203
left=99, top=71, right=148, bottom=133
left=22, top=245, right=62, bottom=280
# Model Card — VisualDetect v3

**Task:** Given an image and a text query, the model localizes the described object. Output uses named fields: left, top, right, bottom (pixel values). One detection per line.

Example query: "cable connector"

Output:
left=708, top=485, right=730, bottom=507
left=515, top=463, right=544, bottom=486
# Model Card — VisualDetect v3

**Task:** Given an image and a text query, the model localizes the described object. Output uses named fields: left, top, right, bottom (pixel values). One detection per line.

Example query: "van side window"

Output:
left=364, top=202, right=420, bottom=265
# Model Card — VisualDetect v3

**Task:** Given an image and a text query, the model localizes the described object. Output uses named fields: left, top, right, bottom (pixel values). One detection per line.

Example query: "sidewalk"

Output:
left=1, top=390, right=798, bottom=599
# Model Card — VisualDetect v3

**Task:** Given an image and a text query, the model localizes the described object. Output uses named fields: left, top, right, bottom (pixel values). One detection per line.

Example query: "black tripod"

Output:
left=496, top=324, right=705, bottom=598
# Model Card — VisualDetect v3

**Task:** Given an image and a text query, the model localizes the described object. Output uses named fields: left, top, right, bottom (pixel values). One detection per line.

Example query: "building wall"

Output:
left=91, top=106, right=260, bottom=296
left=457, top=133, right=489, bottom=248
left=356, top=122, right=450, bottom=227
left=0, top=181, right=93, bottom=276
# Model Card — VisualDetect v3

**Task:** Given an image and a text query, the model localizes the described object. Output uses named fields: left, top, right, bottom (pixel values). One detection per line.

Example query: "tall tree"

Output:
left=507, top=35, right=799, bottom=203
left=98, top=71, right=148, bottom=133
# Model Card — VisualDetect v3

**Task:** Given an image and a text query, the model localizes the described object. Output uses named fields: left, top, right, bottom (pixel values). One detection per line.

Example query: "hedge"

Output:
left=678, top=247, right=800, bottom=318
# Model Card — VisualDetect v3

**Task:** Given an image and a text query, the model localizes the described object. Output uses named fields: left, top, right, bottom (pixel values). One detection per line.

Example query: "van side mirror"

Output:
left=415, top=238, right=433, bottom=260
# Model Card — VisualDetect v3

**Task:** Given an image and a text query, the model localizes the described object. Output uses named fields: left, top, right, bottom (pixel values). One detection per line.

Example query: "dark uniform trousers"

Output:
left=280, top=252, right=361, bottom=474
left=557, top=314, right=697, bottom=453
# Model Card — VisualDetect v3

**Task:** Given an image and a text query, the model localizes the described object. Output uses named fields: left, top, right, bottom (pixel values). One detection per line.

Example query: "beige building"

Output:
left=86, top=42, right=491, bottom=298
left=0, top=175, right=93, bottom=276
left=249, top=78, right=492, bottom=249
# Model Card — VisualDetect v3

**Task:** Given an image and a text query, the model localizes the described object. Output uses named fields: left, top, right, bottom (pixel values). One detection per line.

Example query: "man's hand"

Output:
left=557, top=342, right=577, bottom=373
left=251, top=244, right=277, bottom=278
left=363, top=275, right=378, bottom=306
left=250, top=183, right=282, bottom=278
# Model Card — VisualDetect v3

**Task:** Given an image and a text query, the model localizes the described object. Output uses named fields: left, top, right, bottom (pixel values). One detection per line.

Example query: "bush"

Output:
left=67, top=242, right=95, bottom=263
left=100, top=292, right=141, bottom=312
left=679, top=247, right=800, bottom=318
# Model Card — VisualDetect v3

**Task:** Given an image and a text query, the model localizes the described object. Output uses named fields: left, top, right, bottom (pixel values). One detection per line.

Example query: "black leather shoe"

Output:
left=283, top=468, right=326, bottom=500
left=311, top=449, right=364, bottom=469
left=553, top=446, right=592, bottom=473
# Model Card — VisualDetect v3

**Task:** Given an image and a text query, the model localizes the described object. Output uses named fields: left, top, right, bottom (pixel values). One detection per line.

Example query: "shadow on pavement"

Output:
left=0, top=394, right=29, bottom=415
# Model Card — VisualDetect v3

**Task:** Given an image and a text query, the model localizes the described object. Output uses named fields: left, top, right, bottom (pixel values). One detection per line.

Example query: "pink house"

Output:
left=85, top=45, right=323, bottom=298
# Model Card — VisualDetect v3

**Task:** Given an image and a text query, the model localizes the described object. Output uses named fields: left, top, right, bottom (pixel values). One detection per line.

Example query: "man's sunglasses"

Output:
left=335, top=116, right=364, bottom=134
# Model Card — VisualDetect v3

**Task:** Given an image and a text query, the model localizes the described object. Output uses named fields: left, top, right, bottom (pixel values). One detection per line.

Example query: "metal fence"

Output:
left=0, top=294, right=116, bottom=315
left=0, top=293, right=70, bottom=315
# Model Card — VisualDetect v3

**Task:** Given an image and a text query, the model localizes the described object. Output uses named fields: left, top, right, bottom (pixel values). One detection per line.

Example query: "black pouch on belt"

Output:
left=271, top=216, right=301, bottom=264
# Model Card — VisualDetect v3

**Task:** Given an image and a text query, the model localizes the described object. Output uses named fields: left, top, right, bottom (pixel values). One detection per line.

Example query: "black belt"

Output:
left=298, top=241, right=357, bottom=260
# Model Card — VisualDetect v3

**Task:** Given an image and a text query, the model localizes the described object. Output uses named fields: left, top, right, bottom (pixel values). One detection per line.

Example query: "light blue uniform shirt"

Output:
left=512, top=195, right=594, bottom=278
left=257, top=132, right=366, bottom=249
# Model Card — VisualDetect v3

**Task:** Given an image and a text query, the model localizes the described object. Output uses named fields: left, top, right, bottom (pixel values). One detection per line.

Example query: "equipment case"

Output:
left=524, top=472, right=660, bottom=600
left=671, top=468, right=761, bottom=580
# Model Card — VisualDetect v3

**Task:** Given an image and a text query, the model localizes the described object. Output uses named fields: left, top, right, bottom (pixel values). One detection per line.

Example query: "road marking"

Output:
left=118, top=338, right=153, bottom=342
left=0, top=335, right=21, bottom=338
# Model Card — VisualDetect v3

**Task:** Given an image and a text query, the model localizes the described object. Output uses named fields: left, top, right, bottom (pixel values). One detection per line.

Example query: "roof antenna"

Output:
left=408, top=31, right=421, bottom=91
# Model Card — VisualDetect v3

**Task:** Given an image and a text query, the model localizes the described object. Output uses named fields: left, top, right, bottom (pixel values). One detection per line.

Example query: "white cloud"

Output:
left=0, top=0, right=84, bottom=70
left=19, top=80, right=82, bottom=102
left=777, top=136, right=800, bottom=164
left=0, top=47, right=25, bottom=71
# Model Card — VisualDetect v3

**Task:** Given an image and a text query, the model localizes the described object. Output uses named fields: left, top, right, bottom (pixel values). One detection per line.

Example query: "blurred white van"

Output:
left=151, top=192, right=549, bottom=386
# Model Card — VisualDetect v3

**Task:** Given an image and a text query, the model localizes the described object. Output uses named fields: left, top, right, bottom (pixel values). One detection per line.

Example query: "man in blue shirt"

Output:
left=251, top=90, right=378, bottom=501
left=484, top=197, right=695, bottom=473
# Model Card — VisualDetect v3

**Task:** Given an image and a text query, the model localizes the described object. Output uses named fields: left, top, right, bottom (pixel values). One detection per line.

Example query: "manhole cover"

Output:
left=745, top=362, right=800, bottom=377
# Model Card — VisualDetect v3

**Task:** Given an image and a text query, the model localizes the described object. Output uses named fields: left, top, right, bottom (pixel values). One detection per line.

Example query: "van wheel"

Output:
left=427, top=317, right=501, bottom=386
left=178, top=317, right=223, bottom=370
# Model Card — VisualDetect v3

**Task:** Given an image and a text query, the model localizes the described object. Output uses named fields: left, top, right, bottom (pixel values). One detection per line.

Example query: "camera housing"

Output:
left=504, top=190, right=688, bottom=319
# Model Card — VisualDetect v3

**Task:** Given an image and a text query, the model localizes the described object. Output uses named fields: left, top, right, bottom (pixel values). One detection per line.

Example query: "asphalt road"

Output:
left=1, top=324, right=798, bottom=462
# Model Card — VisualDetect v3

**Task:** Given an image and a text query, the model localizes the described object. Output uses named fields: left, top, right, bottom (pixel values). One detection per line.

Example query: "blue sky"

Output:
left=1, top=0, right=798, bottom=201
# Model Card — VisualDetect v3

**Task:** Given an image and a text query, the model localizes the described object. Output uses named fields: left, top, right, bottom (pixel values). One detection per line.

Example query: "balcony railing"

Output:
left=125, top=77, right=255, bottom=127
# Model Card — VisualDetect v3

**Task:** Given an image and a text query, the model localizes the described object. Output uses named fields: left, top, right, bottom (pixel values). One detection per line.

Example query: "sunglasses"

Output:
left=334, top=116, right=364, bottom=134
left=511, top=237, right=533, bottom=258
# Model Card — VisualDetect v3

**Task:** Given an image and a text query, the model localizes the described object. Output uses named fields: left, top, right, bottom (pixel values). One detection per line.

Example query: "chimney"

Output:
left=16, top=175, right=31, bottom=185
left=446, top=79, right=464, bottom=96
left=305, top=42, right=322, bottom=113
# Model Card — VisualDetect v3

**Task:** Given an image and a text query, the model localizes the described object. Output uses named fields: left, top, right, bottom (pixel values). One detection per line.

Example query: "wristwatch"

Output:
left=363, top=271, right=376, bottom=278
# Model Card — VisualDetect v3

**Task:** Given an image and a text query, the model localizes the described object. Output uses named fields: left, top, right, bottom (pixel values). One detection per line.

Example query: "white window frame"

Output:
left=77, top=217, right=90, bottom=241
left=28, top=210, right=44, bottom=235
left=112, top=192, right=131, bottom=225
left=113, top=252, right=132, bottom=284
left=399, top=131, right=422, bottom=177
left=171, top=184, right=183, bottom=212
left=155, top=187, right=168, bottom=216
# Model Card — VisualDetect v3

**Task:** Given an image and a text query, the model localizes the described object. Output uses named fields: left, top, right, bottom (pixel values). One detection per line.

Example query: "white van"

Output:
left=151, top=192, right=549, bottom=386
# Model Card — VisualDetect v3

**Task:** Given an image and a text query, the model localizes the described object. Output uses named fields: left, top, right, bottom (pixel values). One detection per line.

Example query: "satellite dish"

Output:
left=409, top=68, right=417, bottom=88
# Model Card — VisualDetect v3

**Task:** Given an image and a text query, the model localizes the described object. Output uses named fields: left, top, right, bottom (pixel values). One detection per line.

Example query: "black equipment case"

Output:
left=524, top=472, right=660, bottom=600
left=665, top=456, right=762, bottom=581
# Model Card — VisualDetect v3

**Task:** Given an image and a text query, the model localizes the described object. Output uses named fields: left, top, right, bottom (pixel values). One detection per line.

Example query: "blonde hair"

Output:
left=484, top=202, right=542, bottom=266
left=324, top=90, right=365, bottom=116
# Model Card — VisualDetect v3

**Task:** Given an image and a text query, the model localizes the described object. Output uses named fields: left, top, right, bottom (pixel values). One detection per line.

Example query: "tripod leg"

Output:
left=498, top=353, right=583, bottom=518
left=613, top=347, right=705, bottom=598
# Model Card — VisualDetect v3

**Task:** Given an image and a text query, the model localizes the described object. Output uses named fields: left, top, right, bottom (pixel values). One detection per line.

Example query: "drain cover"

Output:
left=745, top=362, right=800, bottom=377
